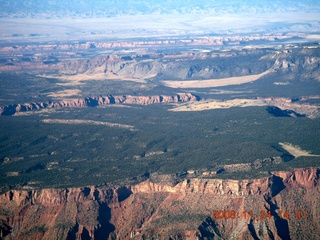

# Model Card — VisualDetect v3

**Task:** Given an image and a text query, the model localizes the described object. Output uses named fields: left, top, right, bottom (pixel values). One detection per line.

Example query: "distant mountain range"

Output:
left=1, top=0, right=320, bottom=17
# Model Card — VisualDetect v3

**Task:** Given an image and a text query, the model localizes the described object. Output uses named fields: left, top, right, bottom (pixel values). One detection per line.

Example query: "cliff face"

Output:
left=0, top=93, right=199, bottom=116
left=0, top=168, right=319, bottom=239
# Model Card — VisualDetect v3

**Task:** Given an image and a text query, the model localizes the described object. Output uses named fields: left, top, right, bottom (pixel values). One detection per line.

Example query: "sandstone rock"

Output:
left=0, top=93, right=199, bottom=116
left=0, top=168, right=319, bottom=239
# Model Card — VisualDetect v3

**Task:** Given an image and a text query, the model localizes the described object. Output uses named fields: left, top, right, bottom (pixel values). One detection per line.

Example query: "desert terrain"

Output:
left=0, top=0, right=320, bottom=239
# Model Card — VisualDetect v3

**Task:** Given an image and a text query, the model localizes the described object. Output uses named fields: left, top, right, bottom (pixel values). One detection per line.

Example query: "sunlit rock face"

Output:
left=0, top=93, right=199, bottom=116
left=0, top=168, right=319, bottom=239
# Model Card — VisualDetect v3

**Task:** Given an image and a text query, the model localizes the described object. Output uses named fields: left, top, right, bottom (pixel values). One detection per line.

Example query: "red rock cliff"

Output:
left=0, top=168, right=319, bottom=239
left=0, top=93, right=199, bottom=116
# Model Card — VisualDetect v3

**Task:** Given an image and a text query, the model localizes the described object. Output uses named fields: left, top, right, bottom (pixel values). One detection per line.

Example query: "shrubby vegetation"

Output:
left=0, top=103, right=319, bottom=190
left=0, top=46, right=319, bottom=190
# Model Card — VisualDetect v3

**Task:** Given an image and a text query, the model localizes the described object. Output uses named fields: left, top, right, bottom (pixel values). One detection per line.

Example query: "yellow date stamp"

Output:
left=212, top=210, right=307, bottom=220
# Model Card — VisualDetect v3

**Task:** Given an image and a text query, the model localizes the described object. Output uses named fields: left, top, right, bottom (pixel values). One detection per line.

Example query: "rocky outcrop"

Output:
left=263, top=96, right=320, bottom=119
left=0, top=168, right=319, bottom=239
left=0, top=93, right=199, bottom=116
left=131, top=177, right=273, bottom=196
left=0, top=49, right=274, bottom=79
left=0, top=34, right=300, bottom=53
left=1, top=44, right=319, bottom=84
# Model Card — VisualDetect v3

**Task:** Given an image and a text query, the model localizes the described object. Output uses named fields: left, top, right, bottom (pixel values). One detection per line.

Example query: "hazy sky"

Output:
left=0, top=0, right=319, bottom=42
left=1, top=0, right=320, bottom=17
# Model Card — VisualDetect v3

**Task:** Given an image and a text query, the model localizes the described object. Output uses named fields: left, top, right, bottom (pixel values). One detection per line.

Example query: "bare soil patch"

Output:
left=279, top=142, right=320, bottom=158
left=42, top=119, right=137, bottom=130
left=47, top=89, right=82, bottom=98
left=162, top=69, right=272, bottom=88
left=170, top=99, right=267, bottom=112
left=41, top=72, right=146, bottom=85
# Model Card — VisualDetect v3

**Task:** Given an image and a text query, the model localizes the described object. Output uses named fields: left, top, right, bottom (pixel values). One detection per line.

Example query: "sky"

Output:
left=0, top=0, right=319, bottom=42
left=0, top=0, right=320, bottom=17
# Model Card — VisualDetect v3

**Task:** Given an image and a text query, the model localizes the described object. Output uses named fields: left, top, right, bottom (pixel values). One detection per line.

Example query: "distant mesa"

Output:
left=0, top=93, right=200, bottom=116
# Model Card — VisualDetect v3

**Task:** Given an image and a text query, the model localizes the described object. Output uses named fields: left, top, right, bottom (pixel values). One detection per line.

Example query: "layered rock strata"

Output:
left=0, top=93, right=199, bottom=115
left=0, top=168, right=319, bottom=239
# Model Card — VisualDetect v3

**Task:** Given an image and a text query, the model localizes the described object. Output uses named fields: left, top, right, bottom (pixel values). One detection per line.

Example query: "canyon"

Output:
left=0, top=168, right=319, bottom=239
left=0, top=43, right=319, bottom=239
left=1, top=2, right=319, bottom=238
